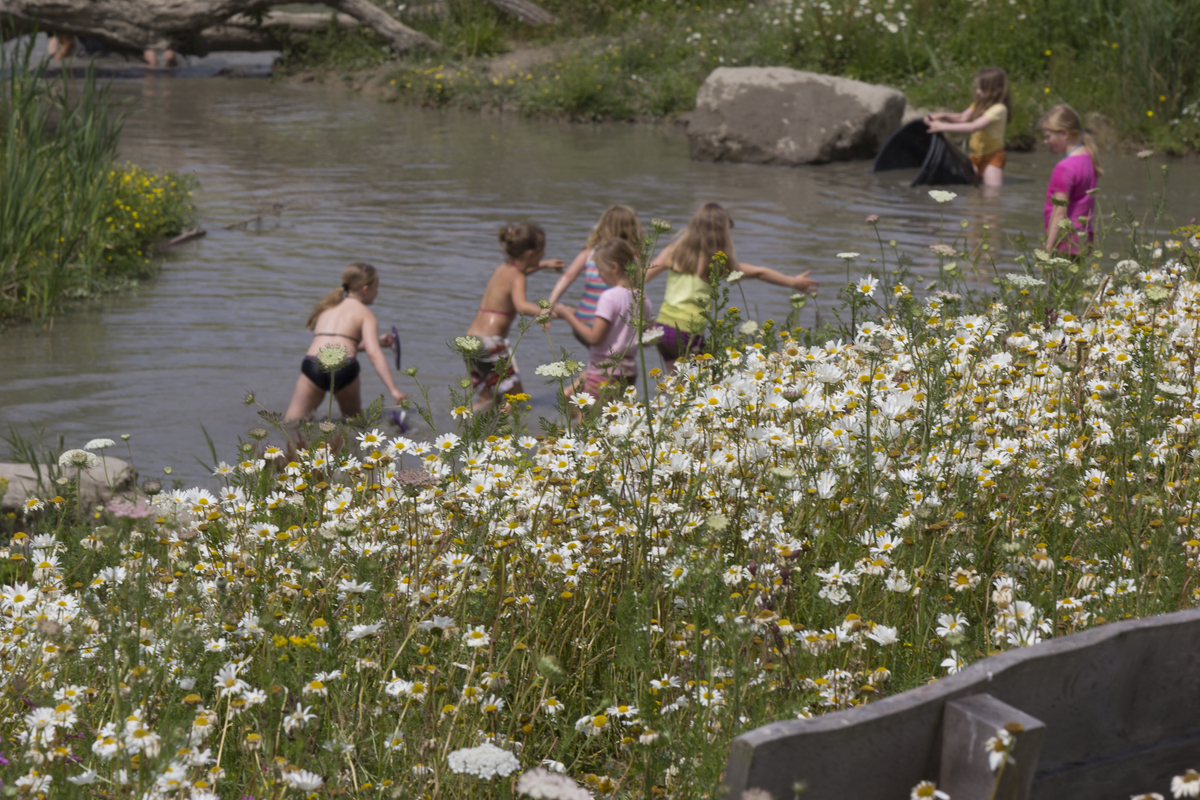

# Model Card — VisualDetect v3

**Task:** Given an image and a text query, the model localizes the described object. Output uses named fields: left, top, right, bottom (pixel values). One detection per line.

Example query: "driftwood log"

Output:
left=486, top=0, right=556, bottom=26
left=188, top=11, right=360, bottom=54
left=0, top=0, right=439, bottom=54
left=0, top=0, right=557, bottom=56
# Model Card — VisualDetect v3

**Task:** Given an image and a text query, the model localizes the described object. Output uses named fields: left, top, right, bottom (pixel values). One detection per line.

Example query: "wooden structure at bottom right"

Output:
left=724, top=606, right=1200, bottom=800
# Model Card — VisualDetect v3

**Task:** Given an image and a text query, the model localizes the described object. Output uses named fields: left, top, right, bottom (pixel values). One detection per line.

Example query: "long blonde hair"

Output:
left=587, top=205, right=643, bottom=248
left=666, top=203, right=738, bottom=277
left=306, top=262, right=377, bottom=330
left=1040, top=104, right=1103, bottom=177
left=969, top=66, right=1012, bottom=121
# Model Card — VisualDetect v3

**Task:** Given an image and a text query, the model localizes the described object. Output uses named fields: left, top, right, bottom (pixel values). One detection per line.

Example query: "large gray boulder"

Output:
left=0, top=456, right=135, bottom=512
left=687, top=67, right=906, bottom=165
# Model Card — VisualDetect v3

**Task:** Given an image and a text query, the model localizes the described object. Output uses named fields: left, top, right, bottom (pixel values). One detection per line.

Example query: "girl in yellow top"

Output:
left=646, top=203, right=818, bottom=369
left=926, top=66, right=1011, bottom=187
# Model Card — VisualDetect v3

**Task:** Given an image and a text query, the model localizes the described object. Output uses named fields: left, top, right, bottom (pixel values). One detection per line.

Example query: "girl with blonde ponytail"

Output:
left=1040, top=104, right=1101, bottom=255
left=285, top=262, right=406, bottom=421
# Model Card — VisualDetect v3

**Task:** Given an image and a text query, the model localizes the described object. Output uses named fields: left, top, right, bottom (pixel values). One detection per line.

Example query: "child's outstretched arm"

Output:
left=738, top=262, right=819, bottom=293
left=359, top=311, right=407, bottom=404
left=509, top=271, right=547, bottom=318
left=927, top=107, right=973, bottom=123
left=927, top=116, right=993, bottom=135
left=644, top=242, right=675, bottom=282
left=553, top=304, right=610, bottom=346
left=547, top=248, right=591, bottom=307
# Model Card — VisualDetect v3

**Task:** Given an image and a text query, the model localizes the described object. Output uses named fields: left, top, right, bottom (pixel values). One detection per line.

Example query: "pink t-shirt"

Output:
left=1043, top=152, right=1097, bottom=253
left=589, top=286, right=652, bottom=378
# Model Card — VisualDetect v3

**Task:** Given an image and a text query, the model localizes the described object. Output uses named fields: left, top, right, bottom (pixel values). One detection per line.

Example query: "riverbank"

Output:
left=0, top=46, right=197, bottom=326
left=276, top=0, right=1200, bottom=153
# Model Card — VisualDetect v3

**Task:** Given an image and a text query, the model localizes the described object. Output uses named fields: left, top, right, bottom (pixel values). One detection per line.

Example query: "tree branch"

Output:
left=323, top=0, right=440, bottom=52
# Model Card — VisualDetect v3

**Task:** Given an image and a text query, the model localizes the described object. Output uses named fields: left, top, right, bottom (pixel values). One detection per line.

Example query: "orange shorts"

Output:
left=970, top=150, right=1007, bottom=173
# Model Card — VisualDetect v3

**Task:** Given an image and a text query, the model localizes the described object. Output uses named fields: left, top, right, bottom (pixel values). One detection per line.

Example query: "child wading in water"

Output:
left=285, top=262, right=406, bottom=421
left=1040, top=104, right=1101, bottom=255
left=465, top=224, right=565, bottom=409
left=546, top=205, right=644, bottom=343
left=552, top=238, right=652, bottom=402
left=926, top=66, right=1011, bottom=187
left=646, top=203, right=818, bottom=369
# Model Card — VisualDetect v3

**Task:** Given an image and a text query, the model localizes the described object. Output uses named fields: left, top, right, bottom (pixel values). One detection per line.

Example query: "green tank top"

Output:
left=656, top=271, right=712, bottom=334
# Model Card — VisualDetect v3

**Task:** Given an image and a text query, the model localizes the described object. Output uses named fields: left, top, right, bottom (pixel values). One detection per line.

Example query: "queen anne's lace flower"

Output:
left=446, top=742, right=519, bottom=780
left=516, top=767, right=592, bottom=800
left=535, top=360, right=582, bottom=379
left=59, top=449, right=99, bottom=469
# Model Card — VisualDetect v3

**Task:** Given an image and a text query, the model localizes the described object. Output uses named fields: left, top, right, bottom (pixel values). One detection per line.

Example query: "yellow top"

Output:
left=656, top=271, right=712, bottom=334
left=968, top=102, right=1007, bottom=158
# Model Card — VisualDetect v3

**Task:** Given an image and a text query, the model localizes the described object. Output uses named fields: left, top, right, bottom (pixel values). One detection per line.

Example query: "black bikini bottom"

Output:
left=301, top=356, right=361, bottom=392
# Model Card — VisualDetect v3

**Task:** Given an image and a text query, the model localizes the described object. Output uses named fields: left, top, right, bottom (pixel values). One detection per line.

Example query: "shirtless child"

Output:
left=464, top=223, right=564, bottom=409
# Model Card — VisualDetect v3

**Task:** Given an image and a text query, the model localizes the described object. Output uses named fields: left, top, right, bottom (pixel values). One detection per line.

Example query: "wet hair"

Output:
left=592, top=238, right=639, bottom=285
left=666, top=202, right=738, bottom=277
left=498, top=223, right=546, bottom=261
left=1040, top=104, right=1103, bottom=177
left=586, top=205, right=644, bottom=248
left=970, top=67, right=1012, bottom=122
left=306, top=262, right=377, bottom=331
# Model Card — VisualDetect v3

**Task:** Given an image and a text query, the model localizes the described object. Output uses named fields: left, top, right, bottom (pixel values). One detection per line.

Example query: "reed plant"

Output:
left=3, top=177, right=1200, bottom=797
left=0, top=38, right=195, bottom=325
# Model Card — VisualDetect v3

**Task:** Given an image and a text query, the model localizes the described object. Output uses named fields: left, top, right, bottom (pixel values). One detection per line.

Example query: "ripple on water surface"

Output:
left=3, top=78, right=1197, bottom=485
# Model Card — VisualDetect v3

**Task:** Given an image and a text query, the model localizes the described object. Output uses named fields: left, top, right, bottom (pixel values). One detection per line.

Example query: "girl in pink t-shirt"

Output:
left=546, top=205, right=643, bottom=332
left=552, top=238, right=651, bottom=400
left=1041, top=104, right=1102, bottom=255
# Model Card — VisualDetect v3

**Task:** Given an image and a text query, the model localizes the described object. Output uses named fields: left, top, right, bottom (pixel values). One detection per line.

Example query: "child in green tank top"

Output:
left=645, top=203, right=819, bottom=369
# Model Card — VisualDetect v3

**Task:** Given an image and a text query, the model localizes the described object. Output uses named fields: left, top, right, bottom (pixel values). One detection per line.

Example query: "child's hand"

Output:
left=552, top=303, right=574, bottom=319
left=792, top=271, right=818, bottom=293
left=539, top=259, right=566, bottom=272
left=926, top=120, right=947, bottom=133
left=379, top=332, right=395, bottom=348
left=390, top=388, right=407, bottom=404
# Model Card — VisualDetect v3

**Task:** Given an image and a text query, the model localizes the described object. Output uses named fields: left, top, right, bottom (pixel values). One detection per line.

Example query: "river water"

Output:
left=3, top=76, right=1198, bottom=486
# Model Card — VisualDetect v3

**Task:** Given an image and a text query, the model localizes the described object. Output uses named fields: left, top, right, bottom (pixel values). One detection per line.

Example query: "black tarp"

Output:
left=871, top=119, right=980, bottom=187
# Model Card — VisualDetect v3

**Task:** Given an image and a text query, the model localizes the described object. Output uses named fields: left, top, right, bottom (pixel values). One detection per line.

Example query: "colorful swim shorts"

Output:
left=464, top=335, right=520, bottom=397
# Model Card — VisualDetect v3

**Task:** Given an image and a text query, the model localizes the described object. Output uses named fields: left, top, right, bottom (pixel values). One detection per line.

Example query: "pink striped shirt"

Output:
left=575, top=249, right=610, bottom=322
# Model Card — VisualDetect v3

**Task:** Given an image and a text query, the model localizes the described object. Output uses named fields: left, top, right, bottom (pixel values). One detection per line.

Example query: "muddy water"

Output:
left=3, top=77, right=1198, bottom=485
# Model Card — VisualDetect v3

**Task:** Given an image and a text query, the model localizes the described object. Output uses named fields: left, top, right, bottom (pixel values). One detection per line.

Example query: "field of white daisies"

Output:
left=5, top=198, right=1200, bottom=800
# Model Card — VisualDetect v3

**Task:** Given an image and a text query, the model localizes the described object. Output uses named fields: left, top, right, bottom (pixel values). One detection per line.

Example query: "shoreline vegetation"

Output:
left=1, top=42, right=196, bottom=326
left=277, top=0, right=1200, bottom=153
left=4, top=177, right=1200, bottom=795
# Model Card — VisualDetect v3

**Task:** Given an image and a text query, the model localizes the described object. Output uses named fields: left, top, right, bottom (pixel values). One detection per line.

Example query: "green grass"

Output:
left=279, top=0, right=1200, bottom=150
left=0, top=39, right=196, bottom=325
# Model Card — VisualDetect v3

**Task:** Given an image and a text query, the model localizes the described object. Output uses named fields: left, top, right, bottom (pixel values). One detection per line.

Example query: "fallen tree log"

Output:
left=398, top=0, right=555, bottom=25
left=227, top=11, right=359, bottom=32
left=197, top=11, right=360, bottom=52
left=0, top=0, right=438, bottom=54
left=485, top=0, right=556, bottom=26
